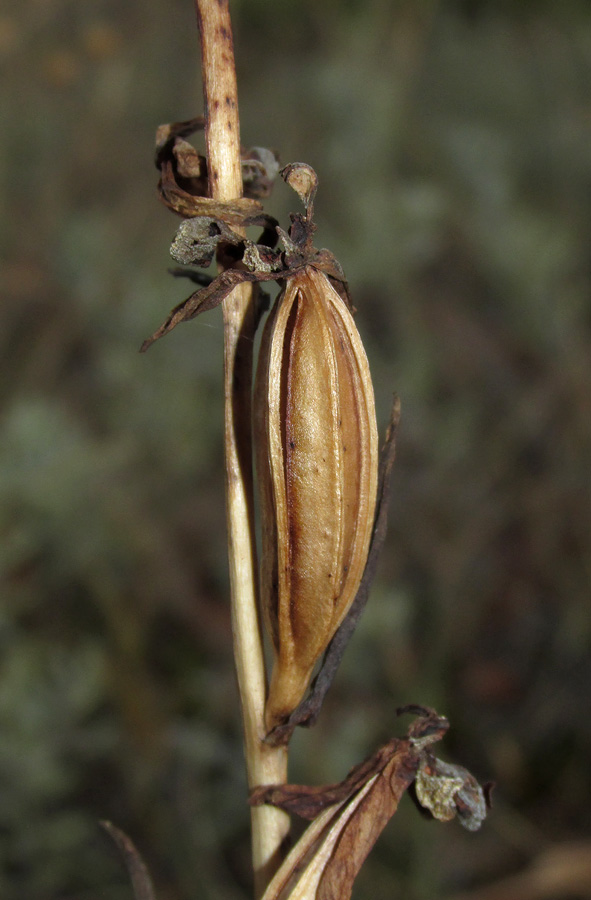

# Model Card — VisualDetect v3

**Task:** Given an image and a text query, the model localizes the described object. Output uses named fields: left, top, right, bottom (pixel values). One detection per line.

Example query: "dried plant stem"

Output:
left=194, top=1, right=289, bottom=895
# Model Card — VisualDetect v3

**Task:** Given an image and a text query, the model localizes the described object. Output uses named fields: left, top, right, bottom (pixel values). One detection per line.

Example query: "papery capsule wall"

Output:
left=254, top=266, right=378, bottom=731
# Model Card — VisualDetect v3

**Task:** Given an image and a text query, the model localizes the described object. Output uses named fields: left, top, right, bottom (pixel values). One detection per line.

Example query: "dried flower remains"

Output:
left=143, top=124, right=395, bottom=740
left=251, top=707, right=489, bottom=900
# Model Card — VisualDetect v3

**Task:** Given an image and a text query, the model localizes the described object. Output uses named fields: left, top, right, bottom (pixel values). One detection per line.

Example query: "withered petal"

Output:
left=140, top=268, right=264, bottom=352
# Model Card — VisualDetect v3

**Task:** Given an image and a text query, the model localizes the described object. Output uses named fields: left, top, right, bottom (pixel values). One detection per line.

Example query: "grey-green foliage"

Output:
left=0, top=634, right=116, bottom=897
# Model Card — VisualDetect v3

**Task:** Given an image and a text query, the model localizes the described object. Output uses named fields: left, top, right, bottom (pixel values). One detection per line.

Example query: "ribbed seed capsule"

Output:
left=255, top=266, right=378, bottom=731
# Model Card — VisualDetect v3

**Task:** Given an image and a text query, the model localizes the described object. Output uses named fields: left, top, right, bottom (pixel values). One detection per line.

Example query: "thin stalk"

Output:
left=194, top=1, right=290, bottom=895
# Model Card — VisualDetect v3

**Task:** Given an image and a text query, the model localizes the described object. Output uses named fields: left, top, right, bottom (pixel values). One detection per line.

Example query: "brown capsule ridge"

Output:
left=255, top=266, right=378, bottom=731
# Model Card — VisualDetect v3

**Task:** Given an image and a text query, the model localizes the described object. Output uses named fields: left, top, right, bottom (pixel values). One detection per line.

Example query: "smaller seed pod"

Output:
left=255, top=265, right=378, bottom=731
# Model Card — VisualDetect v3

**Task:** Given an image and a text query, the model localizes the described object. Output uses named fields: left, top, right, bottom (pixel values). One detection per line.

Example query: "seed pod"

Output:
left=255, top=265, right=378, bottom=731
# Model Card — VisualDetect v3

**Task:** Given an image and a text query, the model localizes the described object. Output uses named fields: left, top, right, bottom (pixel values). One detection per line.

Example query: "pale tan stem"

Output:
left=194, top=1, right=290, bottom=895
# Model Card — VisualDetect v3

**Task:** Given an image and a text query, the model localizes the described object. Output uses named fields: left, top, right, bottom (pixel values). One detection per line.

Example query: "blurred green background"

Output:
left=1, top=0, right=591, bottom=898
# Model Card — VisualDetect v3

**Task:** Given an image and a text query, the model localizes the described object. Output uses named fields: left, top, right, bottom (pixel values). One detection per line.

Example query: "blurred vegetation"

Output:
left=1, top=0, right=591, bottom=898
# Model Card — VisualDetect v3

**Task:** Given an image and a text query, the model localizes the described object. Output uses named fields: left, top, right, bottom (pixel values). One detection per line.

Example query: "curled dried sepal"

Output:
left=140, top=266, right=265, bottom=352
left=281, top=163, right=318, bottom=215
left=155, top=117, right=279, bottom=226
left=255, top=266, right=378, bottom=730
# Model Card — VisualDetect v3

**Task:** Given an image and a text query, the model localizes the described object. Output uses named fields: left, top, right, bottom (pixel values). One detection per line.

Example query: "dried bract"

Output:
left=251, top=708, right=487, bottom=900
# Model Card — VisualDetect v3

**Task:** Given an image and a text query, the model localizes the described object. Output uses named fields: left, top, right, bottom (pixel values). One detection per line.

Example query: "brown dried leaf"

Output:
left=317, top=744, right=418, bottom=900
left=259, top=782, right=376, bottom=900
left=251, top=738, right=403, bottom=819
left=253, top=710, right=485, bottom=900
left=101, top=821, right=156, bottom=900
left=254, top=733, right=421, bottom=900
